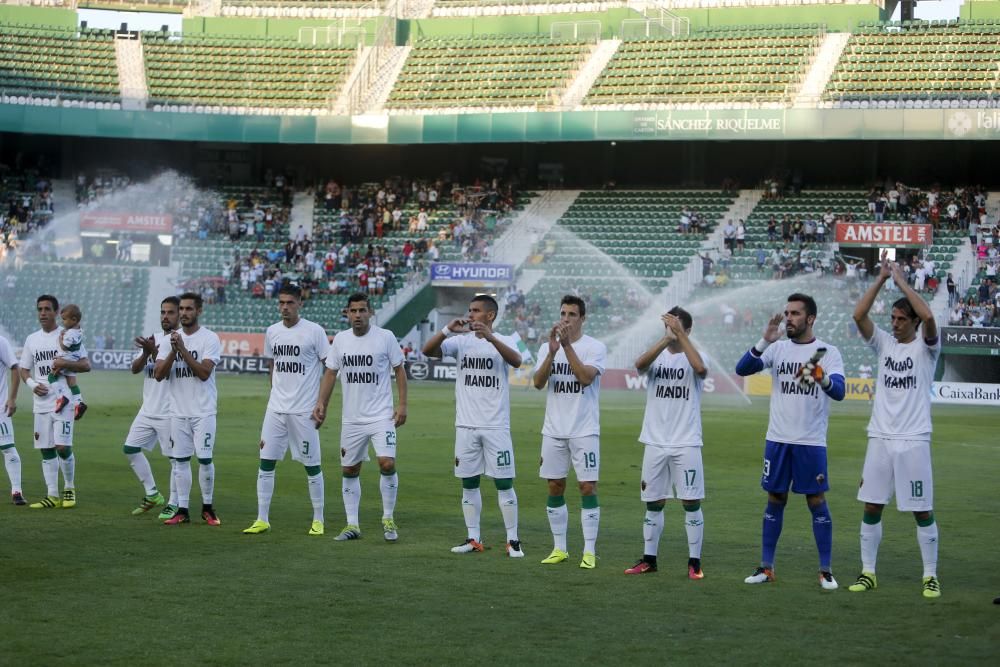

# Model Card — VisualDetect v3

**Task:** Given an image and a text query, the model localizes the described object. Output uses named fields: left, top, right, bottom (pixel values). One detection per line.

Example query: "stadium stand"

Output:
left=143, top=33, right=357, bottom=112
left=585, top=25, right=823, bottom=107
left=431, top=1, right=625, bottom=17
left=0, top=263, right=148, bottom=350
left=505, top=190, right=734, bottom=337
left=825, top=20, right=1000, bottom=105
left=0, top=24, right=120, bottom=105
left=387, top=35, right=593, bottom=111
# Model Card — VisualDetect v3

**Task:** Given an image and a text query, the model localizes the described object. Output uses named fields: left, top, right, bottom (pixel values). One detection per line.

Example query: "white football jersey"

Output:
left=138, top=331, right=173, bottom=418
left=441, top=332, right=515, bottom=430
left=0, top=335, right=17, bottom=403
left=639, top=348, right=704, bottom=448
left=758, top=338, right=844, bottom=447
left=535, top=335, right=606, bottom=438
left=265, top=318, right=329, bottom=415
left=326, top=325, right=403, bottom=425
left=21, top=327, right=88, bottom=414
left=157, top=327, right=221, bottom=417
left=866, top=326, right=940, bottom=440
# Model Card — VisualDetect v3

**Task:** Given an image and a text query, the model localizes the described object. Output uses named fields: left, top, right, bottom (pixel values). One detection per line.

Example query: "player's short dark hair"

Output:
left=278, top=284, right=302, bottom=300
left=179, top=291, right=203, bottom=309
left=37, top=294, right=58, bottom=311
left=347, top=292, right=370, bottom=308
left=561, top=295, right=586, bottom=318
left=161, top=296, right=180, bottom=308
left=668, top=305, right=693, bottom=332
left=471, top=294, right=498, bottom=314
left=892, top=297, right=920, bottom=323
left=787, top=293, right=817, bottom=318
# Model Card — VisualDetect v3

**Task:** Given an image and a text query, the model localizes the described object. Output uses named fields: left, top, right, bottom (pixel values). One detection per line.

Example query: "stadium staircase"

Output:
left=493, top=190, right=579, bottom=267
left=360, top=45, right=412, bottom=113
left=793, top=32, right=850, bottom=108
left=115, top=37, right=149, bottom=110
left=289, top=191, right=315, bottom=240
left=560, top=39, right=621, bottom=109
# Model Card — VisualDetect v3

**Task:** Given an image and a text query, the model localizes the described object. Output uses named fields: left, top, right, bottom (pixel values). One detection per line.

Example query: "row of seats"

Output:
left=387, top=36, right=591, bottom=109
left=586, top=29, right=819, bottom=105
left=0, top=24, right=119, bottom=101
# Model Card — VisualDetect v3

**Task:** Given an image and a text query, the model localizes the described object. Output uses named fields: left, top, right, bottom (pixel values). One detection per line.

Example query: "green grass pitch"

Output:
left=3, top=372, right=998, bottom=664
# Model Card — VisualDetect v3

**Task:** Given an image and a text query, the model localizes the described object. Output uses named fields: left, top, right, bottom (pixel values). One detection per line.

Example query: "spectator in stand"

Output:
left=736, top=220, right=746, bottom=253
left=723, top=220, right=736, bottom=252
left=767, top=217, right=778, bottom=243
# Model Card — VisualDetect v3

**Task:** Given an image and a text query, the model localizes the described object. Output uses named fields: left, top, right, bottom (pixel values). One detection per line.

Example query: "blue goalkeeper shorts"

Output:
left=761, top=440, right=829, bottom=495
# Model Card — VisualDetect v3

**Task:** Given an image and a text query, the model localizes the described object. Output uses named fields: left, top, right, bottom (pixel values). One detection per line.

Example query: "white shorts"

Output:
left=124, top=414, right=173, bottom=456
left=0, top=416, right=13, bottom=446
left=640, top=445, right=705, bottom=501
left=34, top=411, right=73, bottom=449
left=858, top=437, right=933, bottom=512
left=260, top=411, right=321, bottom=467
left=169, top=415, right=217, bottom=460
left=454, top=427, right=515, bottom=479
left=340, top=419, right=396, bottom=466
left=539, top=435, right=599, bottom=482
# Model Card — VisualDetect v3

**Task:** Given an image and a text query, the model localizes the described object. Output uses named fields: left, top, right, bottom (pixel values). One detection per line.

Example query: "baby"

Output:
left=50, top=304, right=88, bottom=420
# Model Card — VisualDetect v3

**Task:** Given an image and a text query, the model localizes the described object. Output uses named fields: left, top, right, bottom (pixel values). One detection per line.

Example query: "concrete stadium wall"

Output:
left=181, top=16, right=379, bottom=43
left=0, top=5, right=76, bottom=28
left=961, top=0, right=1000, bottom=20
left=674, top=5, right=883, bottom=32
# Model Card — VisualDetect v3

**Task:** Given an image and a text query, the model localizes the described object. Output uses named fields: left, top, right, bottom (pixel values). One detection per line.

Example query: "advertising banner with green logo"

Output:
left=0, top=105, right=997, bottom=144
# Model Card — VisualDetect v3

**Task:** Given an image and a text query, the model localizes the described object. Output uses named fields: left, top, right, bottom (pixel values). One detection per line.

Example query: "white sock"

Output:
left=917, top=522, right=939, bottom=578
left=342, top=475, right=361, bottom=526
left=307, top=472, right=324, bottom=522
left=546, top=504, right=569, bottom=552
left=462, top=487, right=482, bottom=541
left=257, top=469, right=275, bottom=523
left=860, top=520, right=883, bottom=573
left=199, top=462, right=215, bottom=504
left=72, top=390, right=83, bottom=405
left=127, top=452, right=157, bottom=495
left=685, top=508, right=704, bottom=559
left=379, top=472, right=398, bottom=519
left=643, top=510, right=664, bottom=557
left=582, top=506, right=600, bottom=554
left=168, top=464, right=177, bottom=506
left=3, top=447, right=21, bottom=493
left=497, top=488, right=518, bottom=541
left=42, top=456, right=58, bottom=496
left=58, top=453, right=75, bottom=489
left=174, top=459, right=192, bottom=508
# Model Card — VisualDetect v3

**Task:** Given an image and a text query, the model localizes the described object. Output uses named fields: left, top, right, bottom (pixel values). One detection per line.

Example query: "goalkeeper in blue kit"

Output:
left=736, top=293, right=845, bottom=590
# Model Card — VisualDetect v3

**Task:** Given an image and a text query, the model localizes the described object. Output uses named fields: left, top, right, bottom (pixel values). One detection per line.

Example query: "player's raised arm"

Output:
left=532, top=325, right=560, bottom=389
left=853, top=252, right=892, bottom=341
left=735, top=313, right=783, bottom=376
left=890, top=262, right=938, bottom=340
left=312, top=367, right=338, bottom=427
left=473, top=322, right=521, bottom=368
left=635, top=316, right=673, bottom=374
left=131, top=336, right=157, bottom=375
left=665, top=314, right=707, bottom=379
left=559, top=324, right=599, bottom=387
left=422, top=318, right=466, bottom=358
left=170, top=332, right=215, bottom=381
left=393, top=363, right=407, bottom=427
